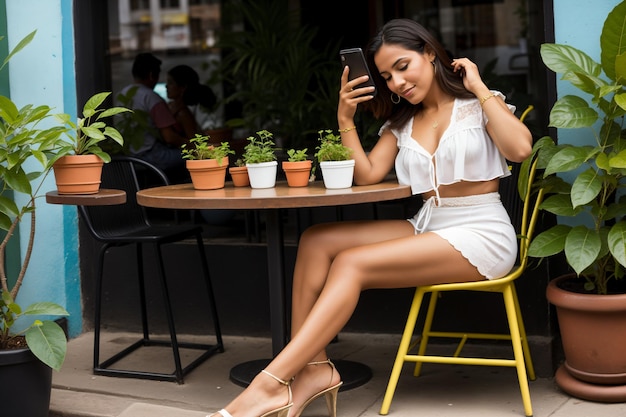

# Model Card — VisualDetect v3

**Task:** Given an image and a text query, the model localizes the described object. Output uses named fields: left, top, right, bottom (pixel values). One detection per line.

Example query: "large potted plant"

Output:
left=52, top=92, right=131, bottom=194
left=522, top=1, right=626, bottom=402
left=314, top=129, right=354, bottom=189
left=0, top=30, right=71, bottom=417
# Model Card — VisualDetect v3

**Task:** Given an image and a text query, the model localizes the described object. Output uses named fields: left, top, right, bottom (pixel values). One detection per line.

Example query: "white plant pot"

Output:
left=246, top=161, right=278, bottom=189
left=320, top=160, right=355, bottom=189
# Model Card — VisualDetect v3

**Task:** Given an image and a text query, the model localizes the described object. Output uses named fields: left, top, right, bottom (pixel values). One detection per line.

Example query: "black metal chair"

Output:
left=78, top=155, right=223, bottom=383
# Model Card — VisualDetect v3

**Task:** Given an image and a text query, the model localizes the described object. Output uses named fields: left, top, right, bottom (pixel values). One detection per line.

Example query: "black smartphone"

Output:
left=339, top=47, right=377, bottom=96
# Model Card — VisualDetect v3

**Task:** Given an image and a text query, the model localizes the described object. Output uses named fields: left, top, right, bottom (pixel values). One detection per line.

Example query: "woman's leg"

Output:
left=212, top=220, right=483, bottom=417
left=289, top=220, right=415, bottom=414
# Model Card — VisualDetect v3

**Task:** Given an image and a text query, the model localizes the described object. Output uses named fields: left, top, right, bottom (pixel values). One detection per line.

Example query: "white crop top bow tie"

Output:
left=380, top=91, right=514, bottom=233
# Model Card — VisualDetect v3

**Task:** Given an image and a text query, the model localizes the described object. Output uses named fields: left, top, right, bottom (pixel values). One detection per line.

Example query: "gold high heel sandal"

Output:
left=290, top=359, right=343, bottom=417
left=209, top=369, right=293, bottom=417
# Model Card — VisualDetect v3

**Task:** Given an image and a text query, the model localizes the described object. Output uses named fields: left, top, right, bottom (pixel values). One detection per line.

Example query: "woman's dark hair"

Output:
left=363, top=18, right=473, bottom=129
left=168, top=65, right=217, bottom=110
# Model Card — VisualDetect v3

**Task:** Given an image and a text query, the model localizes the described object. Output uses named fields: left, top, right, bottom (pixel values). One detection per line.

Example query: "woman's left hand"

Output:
left=450, top=58, right=487, bottom=95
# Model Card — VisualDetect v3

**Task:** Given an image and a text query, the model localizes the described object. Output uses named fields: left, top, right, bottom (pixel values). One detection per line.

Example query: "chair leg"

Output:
left=136, top=243, right=150, bottom=341
left=93, top=242, right=112, bottom=371
left=380, top=288, right=427, bottom=415
left=154, top=243, right=185, bottom=383
left=414, top=290, right=439, bottom=377
left=512, top=285, right=536, bottom=380
left=503, top=285, right=533, bottom=417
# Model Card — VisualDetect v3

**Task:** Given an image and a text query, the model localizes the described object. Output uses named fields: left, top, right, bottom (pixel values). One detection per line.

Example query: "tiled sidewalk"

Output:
left=50, top=331, right=626, bottom=417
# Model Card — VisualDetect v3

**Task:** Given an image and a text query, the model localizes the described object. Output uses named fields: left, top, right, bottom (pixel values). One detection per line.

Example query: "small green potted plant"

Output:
left=51, top=91, right=132, bottom=195
left=229, top=158, right=250, bottom=187
left=243, top=129, right=278, bottom=188
left=282, top=148, right=312, bottom=187
left=314, top=129, right=354, bottom=189
left=182, top=134, right=234, bottom=190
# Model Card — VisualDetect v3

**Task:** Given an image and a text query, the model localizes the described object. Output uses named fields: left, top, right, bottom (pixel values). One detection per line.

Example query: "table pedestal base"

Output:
left=230, top=359, right=372, bottom=391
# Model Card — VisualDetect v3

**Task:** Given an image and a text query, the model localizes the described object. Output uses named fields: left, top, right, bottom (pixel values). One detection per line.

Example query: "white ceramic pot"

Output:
left=246, top=161, right=278, bottom=189
left=320, top=160, right=355, bottom=189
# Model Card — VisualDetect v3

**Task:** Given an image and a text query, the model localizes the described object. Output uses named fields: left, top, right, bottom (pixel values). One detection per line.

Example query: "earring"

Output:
left=391, top=93, right=401, bottom=104
left=432, top=60, right=437, bottom=75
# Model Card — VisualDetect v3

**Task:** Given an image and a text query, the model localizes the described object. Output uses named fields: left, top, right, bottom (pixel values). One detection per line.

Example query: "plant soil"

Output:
left=4, top=336, right=27, bottom=350
left=557, top=276, right=626, bottom=295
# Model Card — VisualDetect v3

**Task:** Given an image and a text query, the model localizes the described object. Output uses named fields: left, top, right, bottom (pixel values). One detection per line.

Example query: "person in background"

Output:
left=166, top=64, right=218, bottom=138
left=206, top=18, right=532, bottom=417
left=118, top=53, right=189, bottom=180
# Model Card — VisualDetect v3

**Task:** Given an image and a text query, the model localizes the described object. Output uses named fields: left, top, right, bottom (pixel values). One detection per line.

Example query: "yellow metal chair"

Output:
left=379, top=157, right=544, bottom=417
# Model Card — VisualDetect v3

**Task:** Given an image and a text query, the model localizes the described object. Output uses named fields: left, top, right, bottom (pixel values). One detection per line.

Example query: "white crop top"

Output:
left=381, top=91, right=513, bottom=197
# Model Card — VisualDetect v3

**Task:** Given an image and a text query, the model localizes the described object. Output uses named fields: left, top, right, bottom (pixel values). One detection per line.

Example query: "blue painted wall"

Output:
left=552, top=0, right=621, bottom=145
left=5, top=0, right=81, bottom=337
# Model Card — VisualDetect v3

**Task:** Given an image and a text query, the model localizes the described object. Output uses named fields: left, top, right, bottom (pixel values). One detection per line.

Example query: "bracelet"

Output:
left=338, top=126, right=356, bottom=133
left=479, top=93, right=496, bottom=106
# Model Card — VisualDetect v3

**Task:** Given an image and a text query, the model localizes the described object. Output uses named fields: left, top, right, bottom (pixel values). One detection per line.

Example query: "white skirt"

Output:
left=408, top=192, right=517, bottom=279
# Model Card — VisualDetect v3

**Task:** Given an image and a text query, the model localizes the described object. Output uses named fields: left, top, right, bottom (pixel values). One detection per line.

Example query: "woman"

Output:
left=166, top=64, right=217, bottom=138
left=209, top=18, right=532, bottom=417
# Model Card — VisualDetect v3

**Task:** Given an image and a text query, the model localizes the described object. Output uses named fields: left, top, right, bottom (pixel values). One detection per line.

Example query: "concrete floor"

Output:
left=50, top=331, right=626, bottom=417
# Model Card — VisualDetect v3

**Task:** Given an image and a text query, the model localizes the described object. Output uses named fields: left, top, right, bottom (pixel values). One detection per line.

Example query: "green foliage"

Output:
left=217, top=0, right=341, bottom=149
left=314, top=129, right=353, bottom=162
left=243, top=129, right=277, bottom=164
left=181, top=134, right=234, bottom=163
left=0, top=30, right=88, bottom=369
left=521, top=1, right=626, bottom=294
left=286, top=148, right=308, bottom=162
left=54, top=92, right=132, bottom=163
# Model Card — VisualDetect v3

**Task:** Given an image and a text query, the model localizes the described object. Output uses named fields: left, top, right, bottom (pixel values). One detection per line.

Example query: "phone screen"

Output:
left=339, top=48, right=377, bottom=96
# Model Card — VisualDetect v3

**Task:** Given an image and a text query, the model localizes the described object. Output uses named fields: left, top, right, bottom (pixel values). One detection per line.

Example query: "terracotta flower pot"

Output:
left=52, top=154, right=104, bottom=195
left=229, top=166, right=250, bottom=187
left=282, top=160, right=312, bottom=187
left=547, top=274, right=626, bottom=402
left=186, top=157, right=229, bottom=190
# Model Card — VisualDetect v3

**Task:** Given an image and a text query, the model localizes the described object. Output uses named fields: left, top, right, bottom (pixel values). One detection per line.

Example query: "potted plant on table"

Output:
left=521, top=1, right=626, bottom=402
left=314, top=129, right=354, bottom=189
left=229, top=158, right=250, bottom=187
left=243, top=129, right=278, bottom=189
left=182, top=133, right=234, bottom=190
left=282, top=148, right=312, bottom=187
left=52, top=91, right=132, bottom=194
left=0, top=30, right=70, bottom=417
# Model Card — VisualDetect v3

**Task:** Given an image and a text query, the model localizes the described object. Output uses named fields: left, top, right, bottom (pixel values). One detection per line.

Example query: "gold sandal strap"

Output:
left=306, top=359, right=336, bottom=387
left=307, top=359, right=335, bottom=368
left=261, top=369, right=291, bottom=386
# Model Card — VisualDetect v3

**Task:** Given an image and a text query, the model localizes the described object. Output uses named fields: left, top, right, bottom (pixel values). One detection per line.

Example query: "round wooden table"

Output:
left=137, top=179, right=412, bottom=389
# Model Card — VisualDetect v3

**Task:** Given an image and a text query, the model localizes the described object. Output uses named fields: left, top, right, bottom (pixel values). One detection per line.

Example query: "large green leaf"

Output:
left=544, top=146, right=594, bottom=175
left=24, top=320, right=67, bottom=371
left=571, top=167, right=603, bottom=207
left=600, top=0, right=626, bottom=81
left=528, top=224, right=570, bottom=257
left=23, top=301, right=69, bottom=317
left=541, top=43, right=601, bottom=78
left=549, top=95, right=598, bottom=128
left=608, top=221, right=626, bottom=268
left=540, top=194, right=581, bottom=217
left=565, top=226, right=602, bottom=275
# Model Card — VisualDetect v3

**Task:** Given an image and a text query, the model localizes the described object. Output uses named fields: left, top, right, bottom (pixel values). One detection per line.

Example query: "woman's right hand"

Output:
left=337, top=66, right=375, bottom=125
